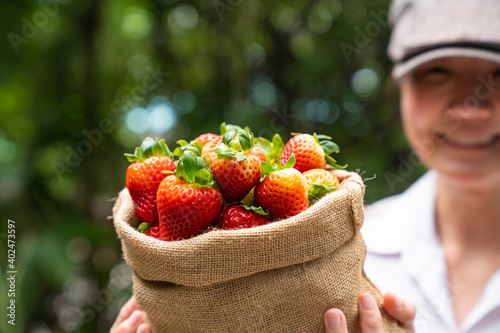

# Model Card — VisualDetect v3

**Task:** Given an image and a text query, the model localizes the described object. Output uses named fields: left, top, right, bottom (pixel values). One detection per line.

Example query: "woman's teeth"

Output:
left=436, top=132, right=499, bottom=147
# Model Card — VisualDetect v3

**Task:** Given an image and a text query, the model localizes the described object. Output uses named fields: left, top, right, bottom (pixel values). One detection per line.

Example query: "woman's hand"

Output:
left=110, top=297, right=152, bottom=333
left=323, top=292, right=415, bottom=332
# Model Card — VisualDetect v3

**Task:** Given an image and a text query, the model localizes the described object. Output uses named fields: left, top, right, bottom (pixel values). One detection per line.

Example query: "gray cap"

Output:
left=388, top=0, right=500, bottom=79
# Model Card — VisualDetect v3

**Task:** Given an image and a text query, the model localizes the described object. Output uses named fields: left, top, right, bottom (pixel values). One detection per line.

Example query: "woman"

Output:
left=112, top=0, right=500, bottom=331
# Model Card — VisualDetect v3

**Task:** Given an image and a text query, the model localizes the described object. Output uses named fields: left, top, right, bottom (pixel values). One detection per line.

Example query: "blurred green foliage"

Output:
left=0, top=0, right=425, bottom=332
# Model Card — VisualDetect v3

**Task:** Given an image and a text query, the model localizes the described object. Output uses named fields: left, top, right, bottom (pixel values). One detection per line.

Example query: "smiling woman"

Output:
left=401, top=58, right=500, bottom=186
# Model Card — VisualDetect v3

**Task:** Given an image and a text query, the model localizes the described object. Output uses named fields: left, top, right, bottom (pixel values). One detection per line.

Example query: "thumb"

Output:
left=324, top=308, right=348, bottom=333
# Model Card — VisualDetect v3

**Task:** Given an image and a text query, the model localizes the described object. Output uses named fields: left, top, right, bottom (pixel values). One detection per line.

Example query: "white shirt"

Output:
left=361, top=170, right=500, bottom=333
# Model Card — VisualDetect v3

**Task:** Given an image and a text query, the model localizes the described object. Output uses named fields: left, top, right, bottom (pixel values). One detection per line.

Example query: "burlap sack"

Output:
left=113, top=170, right=406, bottom=332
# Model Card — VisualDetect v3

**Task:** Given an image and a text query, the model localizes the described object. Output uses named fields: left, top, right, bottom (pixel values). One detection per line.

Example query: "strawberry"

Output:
left=125, top=137, right=176, bottom=223
left=193, top=133, right=222, bottom=162
left=302, top=169, right=340, bottom=204
left=249, top=146, right=267, bottom=162
left=138, top=222, right=160, bottom=239
left=254, top=155, right=309, bottom=220
left=193, top=225, right=221, bottom=237
left=280, top=133, right=344, bottom=173
left=221, top=204, right=270, bottom=230
left=193, top=133, right=222, bottom=147
left=211, top=129, right=263, bottom=202
left=157, top=151, right=223, bottom=241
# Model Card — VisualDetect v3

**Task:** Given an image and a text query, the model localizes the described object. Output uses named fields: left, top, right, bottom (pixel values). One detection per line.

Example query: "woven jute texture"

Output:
left=113, top=170, right=407, bottom=333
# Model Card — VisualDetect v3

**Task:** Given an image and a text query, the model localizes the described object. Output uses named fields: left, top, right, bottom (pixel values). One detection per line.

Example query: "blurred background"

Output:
left=0, top=0, right=425, bottom=332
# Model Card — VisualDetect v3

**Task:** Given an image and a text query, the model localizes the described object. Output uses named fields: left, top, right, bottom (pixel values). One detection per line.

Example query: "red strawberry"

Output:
left=137, top=222, right=160, bottom=239
left=194, top=225, right=221, bottom=237
left=157, top=151, right=223, bottom=241
left=146, top=223, right=160, bottom=238
left=211, top=129, right=262, bottom=202
left=254, top=155, right=309, bottom=220
left=280, top=133, right=344, bottom=173
left=125, top=138, right=176, bottom=223
left=193, top=133, right=222, bottom=147
left=192, top=133, right=222, bottom=162
left=221, top=205, right=270, bottom=230
left=250, top=146, right=267, bottom=162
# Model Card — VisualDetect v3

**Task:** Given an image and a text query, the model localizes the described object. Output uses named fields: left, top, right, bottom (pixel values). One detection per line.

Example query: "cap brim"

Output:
left=392, top=47, right=500, bottom=80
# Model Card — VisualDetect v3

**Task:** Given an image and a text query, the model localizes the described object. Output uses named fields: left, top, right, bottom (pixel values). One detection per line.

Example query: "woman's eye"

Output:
left=425, top=67, right=449, bottom=75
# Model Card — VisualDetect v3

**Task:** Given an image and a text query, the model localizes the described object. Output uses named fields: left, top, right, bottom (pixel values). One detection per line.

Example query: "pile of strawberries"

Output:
left=124, top=124, right=344, bottom=241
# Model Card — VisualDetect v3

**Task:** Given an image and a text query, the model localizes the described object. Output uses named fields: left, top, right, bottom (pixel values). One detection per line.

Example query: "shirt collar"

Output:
left=362, top=169, right=439, bottom=255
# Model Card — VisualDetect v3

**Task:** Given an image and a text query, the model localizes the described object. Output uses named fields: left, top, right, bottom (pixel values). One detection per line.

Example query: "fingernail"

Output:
left=326, top=310, right=342, bottom=329
left=394, top=295, right=403, bottom=311
left=131, top=310, right=143, bottom=324
left=359, top=293, right=376, bottom=311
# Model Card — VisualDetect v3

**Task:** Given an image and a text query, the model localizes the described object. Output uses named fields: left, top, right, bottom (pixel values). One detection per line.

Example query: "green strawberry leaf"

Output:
left=236, top=151, right=247, bottom=162
left=182, top=151, right=199, bottom=182
left=172, top=150, right=216, bottom=187
left=256, top=134, right=284, bottom=164
left=125, top=137, right=174, bottom=162
left=213, top=146, right=236, bottom=159
left=173, top=147, right=184, bottom=158
left=257, top=137, right=271, bottom=154
left=315, top=134, right=332, bottom=140
left=138, top=222, right=150, bottom=233
left=309, top=183, right=337, bottom=205
left=282, top=153, right=296, bottom=169
left=222, top=130, right=237, bottom=145
left=237, top=129, right=253, bottom=152
left=320, top=140, right=340, bottom=154
left=195, top=168, right=212, bottom=186
left=260, top=161, right=276, bottom=177
left=242, top=204, right=269, bottom=216
left=141, top=137, right=156, bottom=154
left=173, top=140, right=202, bottom=157
left=325, top=155, right=347, bottom=169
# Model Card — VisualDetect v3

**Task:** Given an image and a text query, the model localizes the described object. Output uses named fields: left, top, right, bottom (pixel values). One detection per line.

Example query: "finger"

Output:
left=111, top=297, right=141, bottom=332
left=115, top=310, right=144, bottom=333
left=358, top=293, right=383, bottom=333
left=116, top=297, right=141, bottom=325
left=383, top=291, right=416, bottom=331
left=324, top=308, right=348, bottom=333
left=137, top=323, right=152, bottom=333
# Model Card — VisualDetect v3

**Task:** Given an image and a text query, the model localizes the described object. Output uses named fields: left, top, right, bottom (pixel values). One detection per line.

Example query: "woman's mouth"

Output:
left=435, top=131, right=500, bottom=148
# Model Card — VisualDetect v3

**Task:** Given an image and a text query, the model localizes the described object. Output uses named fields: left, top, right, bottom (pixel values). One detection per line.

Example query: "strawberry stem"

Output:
left=169, top=150, right=216, bottom=187
left=124, top=137, right=174, bottom=162
left=260, top=153, right=296, bottom=179
left=256, top=134, right=284, bottom=164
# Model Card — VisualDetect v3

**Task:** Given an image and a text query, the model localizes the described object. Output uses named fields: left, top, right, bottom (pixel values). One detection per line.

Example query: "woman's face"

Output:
left=400, top=57, right=500, bottom=187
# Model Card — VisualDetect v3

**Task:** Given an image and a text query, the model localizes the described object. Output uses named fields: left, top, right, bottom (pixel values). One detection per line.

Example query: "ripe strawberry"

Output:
left=302, top=169, right=340, bottom=204
left=280, top=133, right=344, bottom=173
left=193, top=133, right=222, bottom=162
left=254, top=155, right=309, bottom=220
left=138, top=222, right=160, bottom=239
left=157, top=151, right=223, bottom=241
left=211, top=129, right=263, bottom=202
left=125, top=137, right=176, bottom=223
left=221, top=205, right=270, bottom=230
left=193, top=225, right=221, bottom=237
left=193, top=133, right=222, bottom=147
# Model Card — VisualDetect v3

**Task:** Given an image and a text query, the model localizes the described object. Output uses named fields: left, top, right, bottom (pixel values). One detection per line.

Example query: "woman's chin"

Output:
left=436, top=162, right=500, bottom=190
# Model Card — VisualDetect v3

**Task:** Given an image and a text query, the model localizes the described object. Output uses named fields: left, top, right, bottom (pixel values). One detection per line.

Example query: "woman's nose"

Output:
left=444, top=102, right=493, bottom=125
left=446, top=80, right=495, bottom=123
